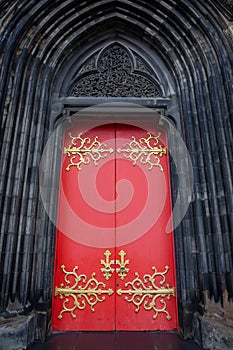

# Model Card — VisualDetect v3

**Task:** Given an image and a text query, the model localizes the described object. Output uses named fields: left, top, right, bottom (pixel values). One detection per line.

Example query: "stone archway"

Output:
left=0, top=1, right=232, bottom=348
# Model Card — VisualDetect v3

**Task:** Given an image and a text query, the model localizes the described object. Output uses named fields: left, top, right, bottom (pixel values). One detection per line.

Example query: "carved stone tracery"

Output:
left=69, top=44, right=162, bottom=97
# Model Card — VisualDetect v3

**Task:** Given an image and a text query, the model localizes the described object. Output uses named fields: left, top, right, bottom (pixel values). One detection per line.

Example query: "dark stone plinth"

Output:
left=0, top=312, right=47, bottom=350
left=0, top=314, right=37, bottom=350
left=195, top=314, right=233, bottom=350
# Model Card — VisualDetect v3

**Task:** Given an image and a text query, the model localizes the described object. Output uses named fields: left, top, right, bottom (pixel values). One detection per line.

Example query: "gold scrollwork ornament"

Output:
left=117, top=266, right=175, bottom=320
left=55, top=265, right=114, bottom=319
left=64, top=132, right=114, bottom=171
left=117, top=132, right=166, bottom=171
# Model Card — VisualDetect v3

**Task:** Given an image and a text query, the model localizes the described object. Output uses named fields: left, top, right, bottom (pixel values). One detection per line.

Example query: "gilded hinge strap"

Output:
left=64, top=133, right=114, bottom=171
left=117, top=132, right=166, bottom=171
left=116, top=266, right=175, bottom=320
left=55, top=265, right=114, bottom=319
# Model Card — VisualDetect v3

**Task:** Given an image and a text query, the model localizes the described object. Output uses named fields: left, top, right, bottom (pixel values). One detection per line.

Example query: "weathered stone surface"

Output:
left=69, top=44, right=162, bottom=98
left=195, top=314, right=233, bottom=350
left=0, top=314, right=37, bottom=350
left=0, top=0, right=232, bottom=345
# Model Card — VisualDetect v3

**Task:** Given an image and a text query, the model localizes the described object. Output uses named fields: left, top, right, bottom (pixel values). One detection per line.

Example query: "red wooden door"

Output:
left=115, top=124, right=177, bottom=330
left=52, top=122, right=177, bottom=331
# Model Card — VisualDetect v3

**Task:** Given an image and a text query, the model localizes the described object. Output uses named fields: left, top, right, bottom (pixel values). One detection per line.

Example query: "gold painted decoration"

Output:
left=64, top=132, right=114, bottom=171
left=55, top=256, right=175, bottom=321
left=100, top=250, right=115, bottom=280
left=116, top=250, right=130, bottom=280
left=117, top=132, right=166, bottom=171
left=117, top=266, right=175, bottom=320
left=55, top=265, right=114, bottom=319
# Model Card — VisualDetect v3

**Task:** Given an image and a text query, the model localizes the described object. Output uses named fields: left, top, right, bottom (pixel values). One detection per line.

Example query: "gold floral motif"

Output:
left=117, top=266, right=175, bottom=320
left=116, top=250, right=130, bottom=280
left=117, top=132, right=166, bottom=171
left=64, top=132, right=114, bottom=171
left=100, top=250, right=130, bottom=280
left=100, top=250, right=115, bottom=280
left=55, top=265, right=114, bottom=319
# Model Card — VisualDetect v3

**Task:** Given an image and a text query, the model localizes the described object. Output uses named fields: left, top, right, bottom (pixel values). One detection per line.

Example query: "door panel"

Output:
left=52, top=122, right=177, bottom=331
left=52, top=124, right=116, bottom=331
left=115, top=124, right=177, bottom=330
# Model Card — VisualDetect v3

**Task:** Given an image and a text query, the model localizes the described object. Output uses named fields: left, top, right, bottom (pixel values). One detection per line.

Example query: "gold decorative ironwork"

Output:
left=117, top=266, right=175, bottom=320
left=55, top=265, right=114, bottom=319
left=116, top=250, right=130, bottom=280
left=100, top=250, right=115, bottom=280
left=117, top=132, right=166, bottom=171
left=64, top=132, right=114, bottom=171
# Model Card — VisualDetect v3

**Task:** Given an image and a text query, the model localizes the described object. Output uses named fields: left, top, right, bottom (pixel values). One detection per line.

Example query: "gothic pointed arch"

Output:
left=0, top=0, right=233, bottom=347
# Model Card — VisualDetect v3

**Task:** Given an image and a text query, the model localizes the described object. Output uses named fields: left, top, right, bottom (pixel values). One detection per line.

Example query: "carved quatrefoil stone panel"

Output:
left=68, top=43, right=163, bottom=98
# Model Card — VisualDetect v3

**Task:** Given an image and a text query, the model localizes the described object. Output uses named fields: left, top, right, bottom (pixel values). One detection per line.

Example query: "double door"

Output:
left=52, top=123, right=177, bottom=331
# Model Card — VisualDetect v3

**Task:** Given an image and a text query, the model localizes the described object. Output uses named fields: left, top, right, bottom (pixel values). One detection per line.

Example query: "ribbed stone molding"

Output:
left=0, top=1, right=232, bottom=345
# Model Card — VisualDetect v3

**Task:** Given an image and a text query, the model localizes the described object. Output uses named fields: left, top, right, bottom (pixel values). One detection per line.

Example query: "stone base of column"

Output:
left=194, top=313, right=233, bottom=350
left=0, top=312, right=48, bottom=350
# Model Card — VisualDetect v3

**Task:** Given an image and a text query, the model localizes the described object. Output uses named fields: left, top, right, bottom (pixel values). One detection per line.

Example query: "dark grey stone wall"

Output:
left=0, top=0, right=232, bottom=348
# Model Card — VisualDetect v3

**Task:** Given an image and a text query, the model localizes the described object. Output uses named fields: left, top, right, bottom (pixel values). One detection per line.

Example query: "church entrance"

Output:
left=52, top=122, right=177, bottom=331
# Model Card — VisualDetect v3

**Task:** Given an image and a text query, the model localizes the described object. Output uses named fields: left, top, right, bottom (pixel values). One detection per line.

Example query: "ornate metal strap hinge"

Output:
left=117, top=266, right=175, bottom=320
left=55, top=265, right=114, bottom=319
left=64, top=132, right=114, bottom=171
left=117, top=132, right=166, bottom=171
left=55, top=256, right=175, bottom=321
left=64, top=131, right=166, bottom=171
